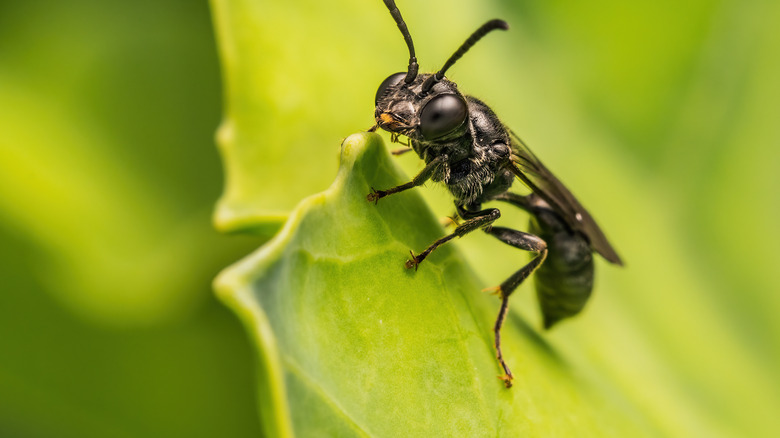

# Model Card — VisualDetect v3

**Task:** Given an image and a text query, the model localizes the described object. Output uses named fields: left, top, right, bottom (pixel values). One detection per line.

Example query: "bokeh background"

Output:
left=0, top=1, right=262, bottom=436
left=2, top=0, right=778, bottom=436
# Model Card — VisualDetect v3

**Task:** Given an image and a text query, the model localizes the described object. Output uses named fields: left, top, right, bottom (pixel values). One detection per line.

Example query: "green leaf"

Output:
left=217, top=133, right=684, bottom=437
left=0, top=1, right=263, bottom=436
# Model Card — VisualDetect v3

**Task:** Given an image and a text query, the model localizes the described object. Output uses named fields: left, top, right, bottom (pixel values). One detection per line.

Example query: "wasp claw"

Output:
left=367, top=187, right=385, bottom=204
left=498, top=373, right=514, bottom=388
left=405, top=250, right=420, bottom=270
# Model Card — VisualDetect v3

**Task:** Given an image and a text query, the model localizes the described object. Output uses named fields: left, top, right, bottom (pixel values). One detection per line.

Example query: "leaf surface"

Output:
left=217, top=133, right=675, bottom=437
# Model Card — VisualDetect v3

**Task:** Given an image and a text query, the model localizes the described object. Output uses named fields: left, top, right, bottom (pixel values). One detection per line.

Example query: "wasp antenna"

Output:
left=383, top=0, right=419, bottom=83
left=422, top=19, right=509, bottom=93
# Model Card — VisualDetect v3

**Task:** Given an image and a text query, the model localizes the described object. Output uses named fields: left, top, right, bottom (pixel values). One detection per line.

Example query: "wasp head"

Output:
left=375, top=1, right=506, bottom=152
left=374, top=73, right=469, bottom=144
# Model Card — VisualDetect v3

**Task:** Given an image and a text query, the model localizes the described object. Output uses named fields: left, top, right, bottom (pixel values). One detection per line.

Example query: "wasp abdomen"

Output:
left=529, top=214, right=595, bottom=329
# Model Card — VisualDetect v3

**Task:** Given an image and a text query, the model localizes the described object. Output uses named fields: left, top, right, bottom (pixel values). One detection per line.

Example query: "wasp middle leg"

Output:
left=405, top=207, right=500, bottom=270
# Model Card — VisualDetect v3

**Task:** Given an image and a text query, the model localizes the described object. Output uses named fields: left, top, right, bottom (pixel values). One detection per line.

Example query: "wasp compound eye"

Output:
left=375, top=72, right=407, bottom=105
left=419, top=93, right=468, bottom=139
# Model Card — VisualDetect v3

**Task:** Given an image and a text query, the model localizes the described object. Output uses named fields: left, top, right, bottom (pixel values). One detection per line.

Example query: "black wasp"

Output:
left=367, top=0, right=623, bottom=388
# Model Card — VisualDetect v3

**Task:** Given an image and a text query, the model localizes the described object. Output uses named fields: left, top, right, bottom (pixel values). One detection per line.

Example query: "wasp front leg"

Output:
left=366, top=154, right=447, bottom=203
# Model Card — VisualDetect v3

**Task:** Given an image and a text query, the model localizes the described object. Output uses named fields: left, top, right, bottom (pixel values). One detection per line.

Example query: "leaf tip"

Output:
left=338, top=131, right=384, bottom=168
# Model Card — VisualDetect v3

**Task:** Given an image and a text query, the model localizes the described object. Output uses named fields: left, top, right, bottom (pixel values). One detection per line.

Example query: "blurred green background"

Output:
left=0, top=0, right=263, bottom=436
left=1, top=0, right=778, bottom=436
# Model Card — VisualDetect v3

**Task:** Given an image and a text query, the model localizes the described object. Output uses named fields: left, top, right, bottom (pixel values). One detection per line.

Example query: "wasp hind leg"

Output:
left=483, top=226, right=548, bottom=388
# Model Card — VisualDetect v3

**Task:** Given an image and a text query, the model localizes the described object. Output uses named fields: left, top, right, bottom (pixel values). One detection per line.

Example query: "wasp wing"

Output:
left=507, top=130, right=623, bottom=265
